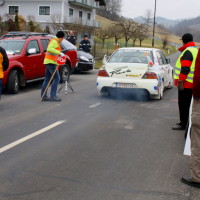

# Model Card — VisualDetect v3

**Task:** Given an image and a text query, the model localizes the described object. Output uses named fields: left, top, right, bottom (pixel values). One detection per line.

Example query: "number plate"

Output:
left=116, top=83, right=136, bottom=88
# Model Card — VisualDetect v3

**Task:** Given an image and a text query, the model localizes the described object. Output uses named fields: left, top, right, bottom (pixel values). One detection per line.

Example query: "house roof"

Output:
left=95, top=0, right=106, bottom=6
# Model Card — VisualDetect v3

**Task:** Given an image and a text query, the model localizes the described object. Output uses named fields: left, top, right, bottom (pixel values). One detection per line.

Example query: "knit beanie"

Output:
left=56, top=31, right=65, bottom=38
left=181, top=33, right=193, bottom=44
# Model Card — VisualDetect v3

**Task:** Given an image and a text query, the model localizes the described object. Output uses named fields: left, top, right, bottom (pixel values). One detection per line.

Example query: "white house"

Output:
left=0, top=0, right=106, bottom=43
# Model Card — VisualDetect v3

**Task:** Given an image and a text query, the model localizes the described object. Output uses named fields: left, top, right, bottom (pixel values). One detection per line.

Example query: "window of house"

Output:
left=9, top=6, right=19, bottom=15
left=79, top=11, right=83, bottom=18
left=39, top=6, right=50, bottom=15
left=87, top=13, right=91, bottom=20
left=69, top=8, right=73, bottom=17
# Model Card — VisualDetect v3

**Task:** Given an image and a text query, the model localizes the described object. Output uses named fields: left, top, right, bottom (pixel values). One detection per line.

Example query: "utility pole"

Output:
left=152, top=0, right=157, bottom=47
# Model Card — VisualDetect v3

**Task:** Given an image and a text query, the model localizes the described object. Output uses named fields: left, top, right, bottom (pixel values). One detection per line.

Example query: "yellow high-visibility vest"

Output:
left=174, top=47, right=198, bottom=83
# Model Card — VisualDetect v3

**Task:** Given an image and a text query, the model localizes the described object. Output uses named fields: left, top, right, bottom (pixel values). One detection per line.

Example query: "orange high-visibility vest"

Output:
left=0, top=52, right=3, bottom=78
left=45, top=38, right=61, bottom=62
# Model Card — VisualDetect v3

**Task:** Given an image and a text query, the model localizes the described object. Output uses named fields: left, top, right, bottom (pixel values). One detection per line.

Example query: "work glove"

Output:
left=178, top=80, right=184, bottom=91
left=60, top=52, right=65, bottom=57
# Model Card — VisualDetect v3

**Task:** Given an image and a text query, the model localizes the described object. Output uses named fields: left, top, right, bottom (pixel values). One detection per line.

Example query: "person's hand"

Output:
left=178, top=80, right=184, bottom=91
left=60, top=52, right=65, bottom=57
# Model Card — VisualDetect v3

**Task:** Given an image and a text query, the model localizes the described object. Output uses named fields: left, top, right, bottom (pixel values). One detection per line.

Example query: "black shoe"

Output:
left=50, top=96, right=62, bottom=102
left=41, top=96, right=50, bottom=101
left=172, top=124, right=186, bottom=130
left=181, top=176, right=200, bottom=188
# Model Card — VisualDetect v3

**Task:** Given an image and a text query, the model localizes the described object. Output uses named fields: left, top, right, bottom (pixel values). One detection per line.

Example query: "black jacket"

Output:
left=67, top=35, right=77, bottom=45
left=79, top=39, right=91, bottom=53
left=0, top=46, right=9, bottom=71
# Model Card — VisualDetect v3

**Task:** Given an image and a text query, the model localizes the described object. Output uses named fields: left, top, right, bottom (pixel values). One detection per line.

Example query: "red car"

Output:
left=0, top=32, right=77, bottom=94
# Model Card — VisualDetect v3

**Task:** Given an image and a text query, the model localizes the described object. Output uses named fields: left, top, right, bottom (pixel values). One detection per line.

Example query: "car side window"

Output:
left=159, top=51, right=167, bottom=64
left=156, top=51, right=164, bottom=65
left=40, top=39, right=50, bottom=52
left=27, top=40, right=40, bottom=54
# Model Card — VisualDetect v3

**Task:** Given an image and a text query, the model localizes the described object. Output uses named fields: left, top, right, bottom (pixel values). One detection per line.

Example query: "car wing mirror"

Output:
left=27, top=48, right=36, bottom=55
left=103, top=55, right=108, bottom=65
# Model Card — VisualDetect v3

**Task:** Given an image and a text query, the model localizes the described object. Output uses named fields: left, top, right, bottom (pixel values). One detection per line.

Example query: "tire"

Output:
left=59, top=64, right=70, bottom=83
left=151, top=81, right=164, bottom=100
left=7, top=70, right=20, bottom=94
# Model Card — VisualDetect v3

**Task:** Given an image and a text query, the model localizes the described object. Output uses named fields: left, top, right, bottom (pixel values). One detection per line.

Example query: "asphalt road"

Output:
left=0, top=53, right=200, bottom=200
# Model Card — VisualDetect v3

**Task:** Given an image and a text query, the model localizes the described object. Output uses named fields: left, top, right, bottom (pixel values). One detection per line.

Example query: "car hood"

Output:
left=105, top=62, right=149, bottom=79
left=77, top=50, right=93, bottom=59
left=7, top=54, right=21, bottom=60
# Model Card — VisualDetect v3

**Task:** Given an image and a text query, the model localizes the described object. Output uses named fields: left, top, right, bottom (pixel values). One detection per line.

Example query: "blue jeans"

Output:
left=0, top=79, right=2, bottom=99
left=41, top=64, right=60, bottom=98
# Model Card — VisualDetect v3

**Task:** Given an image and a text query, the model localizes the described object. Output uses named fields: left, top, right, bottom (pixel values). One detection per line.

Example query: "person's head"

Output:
left=84, top=35, right=88, bottom=40
left=56, top=31, right=65, bottom=42
left=69, top=31, right=74, bottom=36
left=181, top=33, right=193, bottom=44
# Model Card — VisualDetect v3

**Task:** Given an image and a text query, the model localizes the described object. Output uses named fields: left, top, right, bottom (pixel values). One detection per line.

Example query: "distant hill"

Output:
left=133, top=16, right=182, bottom=28
left=170, top=16, right=200, bottom=41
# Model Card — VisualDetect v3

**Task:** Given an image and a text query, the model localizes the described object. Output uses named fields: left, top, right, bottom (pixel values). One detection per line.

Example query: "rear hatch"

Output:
left=105, top=62, right=149, bottom=79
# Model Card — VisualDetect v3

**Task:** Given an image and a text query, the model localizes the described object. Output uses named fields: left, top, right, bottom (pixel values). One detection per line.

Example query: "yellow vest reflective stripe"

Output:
left=174, top=47, right=198, bottom=83
left=45, top=38, right=61, bottom=61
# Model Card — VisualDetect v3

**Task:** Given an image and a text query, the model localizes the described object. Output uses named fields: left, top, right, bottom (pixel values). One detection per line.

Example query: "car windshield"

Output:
left=0, top=40, right=25, bottom=55
left=108, top=49, right=153, bottom=64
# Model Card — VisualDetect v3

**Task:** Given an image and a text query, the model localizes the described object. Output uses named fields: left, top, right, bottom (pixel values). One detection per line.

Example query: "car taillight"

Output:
left=98, top=69, right=109, bottom=77
left=142, top=72, right=158, bottom=79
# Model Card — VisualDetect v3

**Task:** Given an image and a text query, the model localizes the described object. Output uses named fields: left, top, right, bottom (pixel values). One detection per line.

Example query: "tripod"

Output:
left=58, top=79, right=74, bottom=94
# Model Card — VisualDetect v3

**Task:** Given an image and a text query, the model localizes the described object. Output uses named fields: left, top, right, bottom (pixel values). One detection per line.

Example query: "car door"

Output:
left=155, top=50, right=169, bottom=86
left=23, top=39, right=43, bottom=79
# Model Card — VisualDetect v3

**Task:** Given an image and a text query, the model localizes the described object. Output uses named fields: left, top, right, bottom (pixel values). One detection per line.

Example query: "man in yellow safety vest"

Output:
left=41, top=31, right=65, bottom=102
left=172, top=33, right=198, bottom=130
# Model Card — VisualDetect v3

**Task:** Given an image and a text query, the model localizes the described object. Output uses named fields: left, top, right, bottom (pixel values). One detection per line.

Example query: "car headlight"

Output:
left=80, top=55, right=89, bottom=62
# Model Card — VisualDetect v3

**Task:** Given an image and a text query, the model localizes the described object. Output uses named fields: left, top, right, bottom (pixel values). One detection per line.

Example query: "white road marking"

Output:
left=0, top=120, right=66, bottom=154
left=89, top=102, right=102, bottom=108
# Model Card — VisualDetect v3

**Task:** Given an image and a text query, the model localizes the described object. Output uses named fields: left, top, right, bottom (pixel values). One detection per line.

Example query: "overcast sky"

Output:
left=121, top=0, right=200, bottom=20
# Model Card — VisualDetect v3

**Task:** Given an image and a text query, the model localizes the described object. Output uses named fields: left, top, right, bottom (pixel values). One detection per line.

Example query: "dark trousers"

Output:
left=178, top=88, right=193, bottom=128
left=41, top=64, right=60, bottom=98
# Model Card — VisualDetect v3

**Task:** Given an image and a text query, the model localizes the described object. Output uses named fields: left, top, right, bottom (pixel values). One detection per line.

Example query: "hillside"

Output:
left=96, top=15, right=181, bottom=45
left=133, top=16, right=182, bottom=28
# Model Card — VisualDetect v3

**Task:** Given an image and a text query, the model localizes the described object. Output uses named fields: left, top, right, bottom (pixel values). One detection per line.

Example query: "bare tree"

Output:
left=118, top=20, right=138, bottom=47
left=50, top=13, right=63, bottom=34
left=157, top=24, right=169, bottom=49
left=137, top=24, right=149, bottom=47
left=143, top=9, right=153, bottom=29
left=95, top=27, right=112, bottom=48
left=110, top=23, right=124, bottom=44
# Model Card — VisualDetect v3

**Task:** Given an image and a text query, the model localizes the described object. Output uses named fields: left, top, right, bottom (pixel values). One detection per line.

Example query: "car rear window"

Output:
left=108, top=49, right=153, bottom=64
left=61, top=39, right=77, bottom=50
left=0, top=40, right=25, bottom=54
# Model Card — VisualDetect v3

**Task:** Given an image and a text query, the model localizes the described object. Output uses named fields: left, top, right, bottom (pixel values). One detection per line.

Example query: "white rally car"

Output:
left=96, top=47, right=173, bottom=100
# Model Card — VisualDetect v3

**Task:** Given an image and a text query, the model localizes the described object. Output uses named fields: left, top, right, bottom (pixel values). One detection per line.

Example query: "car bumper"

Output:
left=76, top=61, right=94, bottom=71
left=96, top=77, right=161, bottom=95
